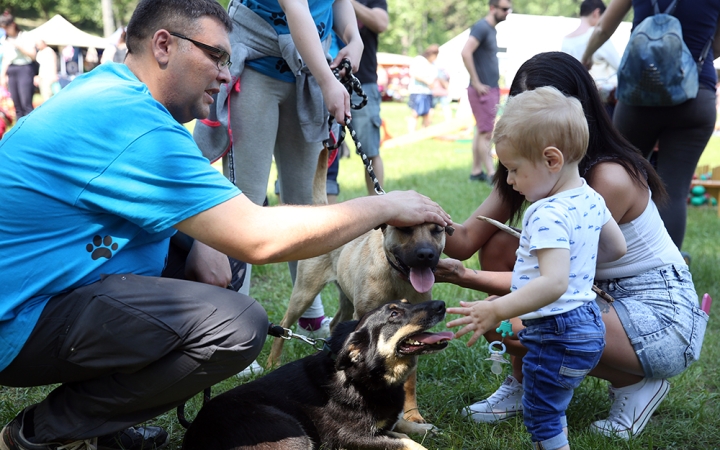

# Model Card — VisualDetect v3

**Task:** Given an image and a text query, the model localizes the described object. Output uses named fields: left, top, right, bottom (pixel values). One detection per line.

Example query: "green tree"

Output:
left=4, top=0, right=627, bottom=56
left=380, top=0, right=587, bottom=55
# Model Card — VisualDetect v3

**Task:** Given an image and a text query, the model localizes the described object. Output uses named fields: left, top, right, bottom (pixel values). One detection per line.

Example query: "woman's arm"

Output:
left=434, top=257, right=512, bottom=295
left=443, top=188, right=513, bottom=260
left=582, top=0, right=632, bottom=68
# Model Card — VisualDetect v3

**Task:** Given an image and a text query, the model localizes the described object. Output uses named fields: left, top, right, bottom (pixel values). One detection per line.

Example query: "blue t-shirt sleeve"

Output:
left=77, top=125, right=239, bottom=233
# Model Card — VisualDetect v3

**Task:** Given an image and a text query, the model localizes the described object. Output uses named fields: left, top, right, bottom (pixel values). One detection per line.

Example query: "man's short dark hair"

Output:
left=489, top=0, right=500, bottom=6
left=126, top=0, right=232, bottom=54
left=580, top=0, right=606, bottom=17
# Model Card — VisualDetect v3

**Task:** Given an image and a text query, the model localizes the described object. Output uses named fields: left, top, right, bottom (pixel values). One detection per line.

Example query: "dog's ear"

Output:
left=336, top=328, right=369, bottom=372
left=445, top=225, right=455, bottom=236
left=329, top=320, right=359, bottom=354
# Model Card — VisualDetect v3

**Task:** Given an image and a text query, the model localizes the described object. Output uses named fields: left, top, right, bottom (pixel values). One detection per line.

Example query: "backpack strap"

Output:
left=654, top=0, right=679, bottom=15
left=697, top=37, right=714, bottom=72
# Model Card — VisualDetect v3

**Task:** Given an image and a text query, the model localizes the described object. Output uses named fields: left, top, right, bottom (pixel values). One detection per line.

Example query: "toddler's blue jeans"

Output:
left=520, top=302, right=605, bottom=449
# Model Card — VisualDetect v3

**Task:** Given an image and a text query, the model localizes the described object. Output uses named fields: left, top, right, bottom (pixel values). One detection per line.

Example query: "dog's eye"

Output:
left=396, top=227, right=413, bottom=234
left=431, top=224, right=443, bottom=234
left=390, top=310, right=399, bottom=318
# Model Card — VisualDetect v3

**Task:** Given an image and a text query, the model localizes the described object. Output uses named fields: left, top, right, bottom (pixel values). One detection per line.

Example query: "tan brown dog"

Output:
left=268, top=221, right=452, bottom=434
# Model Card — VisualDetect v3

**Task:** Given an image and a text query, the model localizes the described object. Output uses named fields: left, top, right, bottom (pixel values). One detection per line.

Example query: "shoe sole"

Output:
left=96, top=436, right=170, bottom=450
left=462, top=408, right=521, bottom=423
left=97, top=442, right=169, bottom=450
left=590, top=380, right=670, bottom=440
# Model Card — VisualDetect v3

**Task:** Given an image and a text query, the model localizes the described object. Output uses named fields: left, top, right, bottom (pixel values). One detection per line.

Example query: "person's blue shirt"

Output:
left=0, top=63, right=239, bottom=371
left=242, top=0, right=334, bottom=82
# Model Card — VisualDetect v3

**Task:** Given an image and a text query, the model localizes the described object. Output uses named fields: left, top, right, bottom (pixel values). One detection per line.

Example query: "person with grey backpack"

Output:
left=582, top=0, right=719, bottom=253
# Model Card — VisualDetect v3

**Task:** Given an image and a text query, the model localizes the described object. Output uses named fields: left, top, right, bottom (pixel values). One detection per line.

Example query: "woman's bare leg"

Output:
left=590, top=298, right=645, bottom=386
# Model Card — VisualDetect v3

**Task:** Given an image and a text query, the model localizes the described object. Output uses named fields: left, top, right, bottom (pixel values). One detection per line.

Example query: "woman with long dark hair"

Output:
left=440, top=51, right=708, bottom=440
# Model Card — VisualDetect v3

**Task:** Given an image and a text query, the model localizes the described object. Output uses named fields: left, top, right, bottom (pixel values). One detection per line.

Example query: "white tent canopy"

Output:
left=26, top=15, right=108, bottom=49
left=436, top=13, right=633, bottom=101
left=377, top=52, right=413, bottom=67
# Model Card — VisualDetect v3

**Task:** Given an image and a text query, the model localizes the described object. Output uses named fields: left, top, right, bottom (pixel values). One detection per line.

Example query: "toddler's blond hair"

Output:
left=494, top=86, right=589, bottom=164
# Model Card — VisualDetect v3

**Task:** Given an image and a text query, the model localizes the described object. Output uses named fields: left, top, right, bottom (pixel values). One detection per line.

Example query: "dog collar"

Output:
left=386, top=255, right=409, bottom=280
left=321, top=341, right=337, bottom=361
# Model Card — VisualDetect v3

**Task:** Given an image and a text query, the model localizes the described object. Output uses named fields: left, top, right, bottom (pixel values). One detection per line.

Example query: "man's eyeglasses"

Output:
left=169, top=32, right=232, bottom=70
left=499, top=7, right=512, bottom=12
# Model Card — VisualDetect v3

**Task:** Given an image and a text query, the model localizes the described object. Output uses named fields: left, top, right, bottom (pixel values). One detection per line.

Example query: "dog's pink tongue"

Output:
left=411, top=331, right=455, bottom=344
left=409, top=267, right=435, bottom=293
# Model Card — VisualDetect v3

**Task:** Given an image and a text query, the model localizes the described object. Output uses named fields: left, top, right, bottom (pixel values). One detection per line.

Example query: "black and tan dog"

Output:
left=182, top=300, right=453, bottom=450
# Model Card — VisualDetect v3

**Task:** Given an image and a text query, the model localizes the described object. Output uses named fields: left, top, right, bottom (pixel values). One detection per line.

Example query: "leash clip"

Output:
left=270, top=323, right=327, bottom=350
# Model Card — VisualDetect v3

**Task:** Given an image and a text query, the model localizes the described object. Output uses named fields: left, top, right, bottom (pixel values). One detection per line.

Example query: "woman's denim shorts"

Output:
left=595, top=264, right=708, bottom=379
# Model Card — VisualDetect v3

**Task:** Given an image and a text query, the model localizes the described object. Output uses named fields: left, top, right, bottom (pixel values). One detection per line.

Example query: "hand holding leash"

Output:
left=325, top=59, right=383, bottom=194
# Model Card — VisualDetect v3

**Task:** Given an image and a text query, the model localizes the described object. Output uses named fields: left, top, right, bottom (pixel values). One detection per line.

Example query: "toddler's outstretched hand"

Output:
left=446, top=298, right=501, bottom=347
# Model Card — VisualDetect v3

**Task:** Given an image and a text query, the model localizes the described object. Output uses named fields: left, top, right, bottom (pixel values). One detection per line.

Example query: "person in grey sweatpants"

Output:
left=215, top=0, right=364, bottom=331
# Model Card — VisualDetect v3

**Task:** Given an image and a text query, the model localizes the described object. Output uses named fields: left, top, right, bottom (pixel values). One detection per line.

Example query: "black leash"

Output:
left=176, top=322, right=329, bottom=428
left=325, top=59, right=385, bottom=195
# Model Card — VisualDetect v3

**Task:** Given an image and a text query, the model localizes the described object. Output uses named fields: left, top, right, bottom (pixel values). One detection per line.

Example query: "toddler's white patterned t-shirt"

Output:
left=514, top=180, right=611, bottom=319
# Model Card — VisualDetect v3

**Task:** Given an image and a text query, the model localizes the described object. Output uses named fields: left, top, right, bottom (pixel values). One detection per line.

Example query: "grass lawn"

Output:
left=2, top=102, right=719, bottom=449
left=700, top=133, right=720, bottom=169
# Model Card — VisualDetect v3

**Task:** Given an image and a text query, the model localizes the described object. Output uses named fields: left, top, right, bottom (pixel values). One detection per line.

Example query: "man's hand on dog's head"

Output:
left=380, top=190, right=452, bottom=228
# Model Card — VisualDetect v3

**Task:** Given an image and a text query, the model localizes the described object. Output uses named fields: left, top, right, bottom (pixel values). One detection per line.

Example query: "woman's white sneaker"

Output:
left=462, top=375, right=524, bottom=423
left=590, top=378, right=670, bottom=440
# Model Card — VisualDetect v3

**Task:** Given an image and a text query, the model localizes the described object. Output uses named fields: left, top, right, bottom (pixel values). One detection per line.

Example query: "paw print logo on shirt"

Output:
left=270, top=12, right=287, bottom=26
left=275, top=59, right=291, bottom=73
left=86, top=235, right=118, bottom=260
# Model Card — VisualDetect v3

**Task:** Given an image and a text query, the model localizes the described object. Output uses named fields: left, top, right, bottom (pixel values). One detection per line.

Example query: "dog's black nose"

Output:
left=429, top=300, right=446, bottom=314
left=415, top=246, right=437, bottom=262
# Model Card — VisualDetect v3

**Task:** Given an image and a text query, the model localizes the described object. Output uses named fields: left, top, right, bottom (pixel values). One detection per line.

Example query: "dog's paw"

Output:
left=403, top=410, right=426, bottom=424
left=386, top=432, right=428, bottom=450
left=394, top=418, right=439, bottom=435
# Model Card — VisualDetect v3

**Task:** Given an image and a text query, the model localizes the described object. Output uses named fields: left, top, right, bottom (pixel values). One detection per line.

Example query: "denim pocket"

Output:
left=558, top=347, right=603, bottom=390
left=684, top=306, right=709, bottom=367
